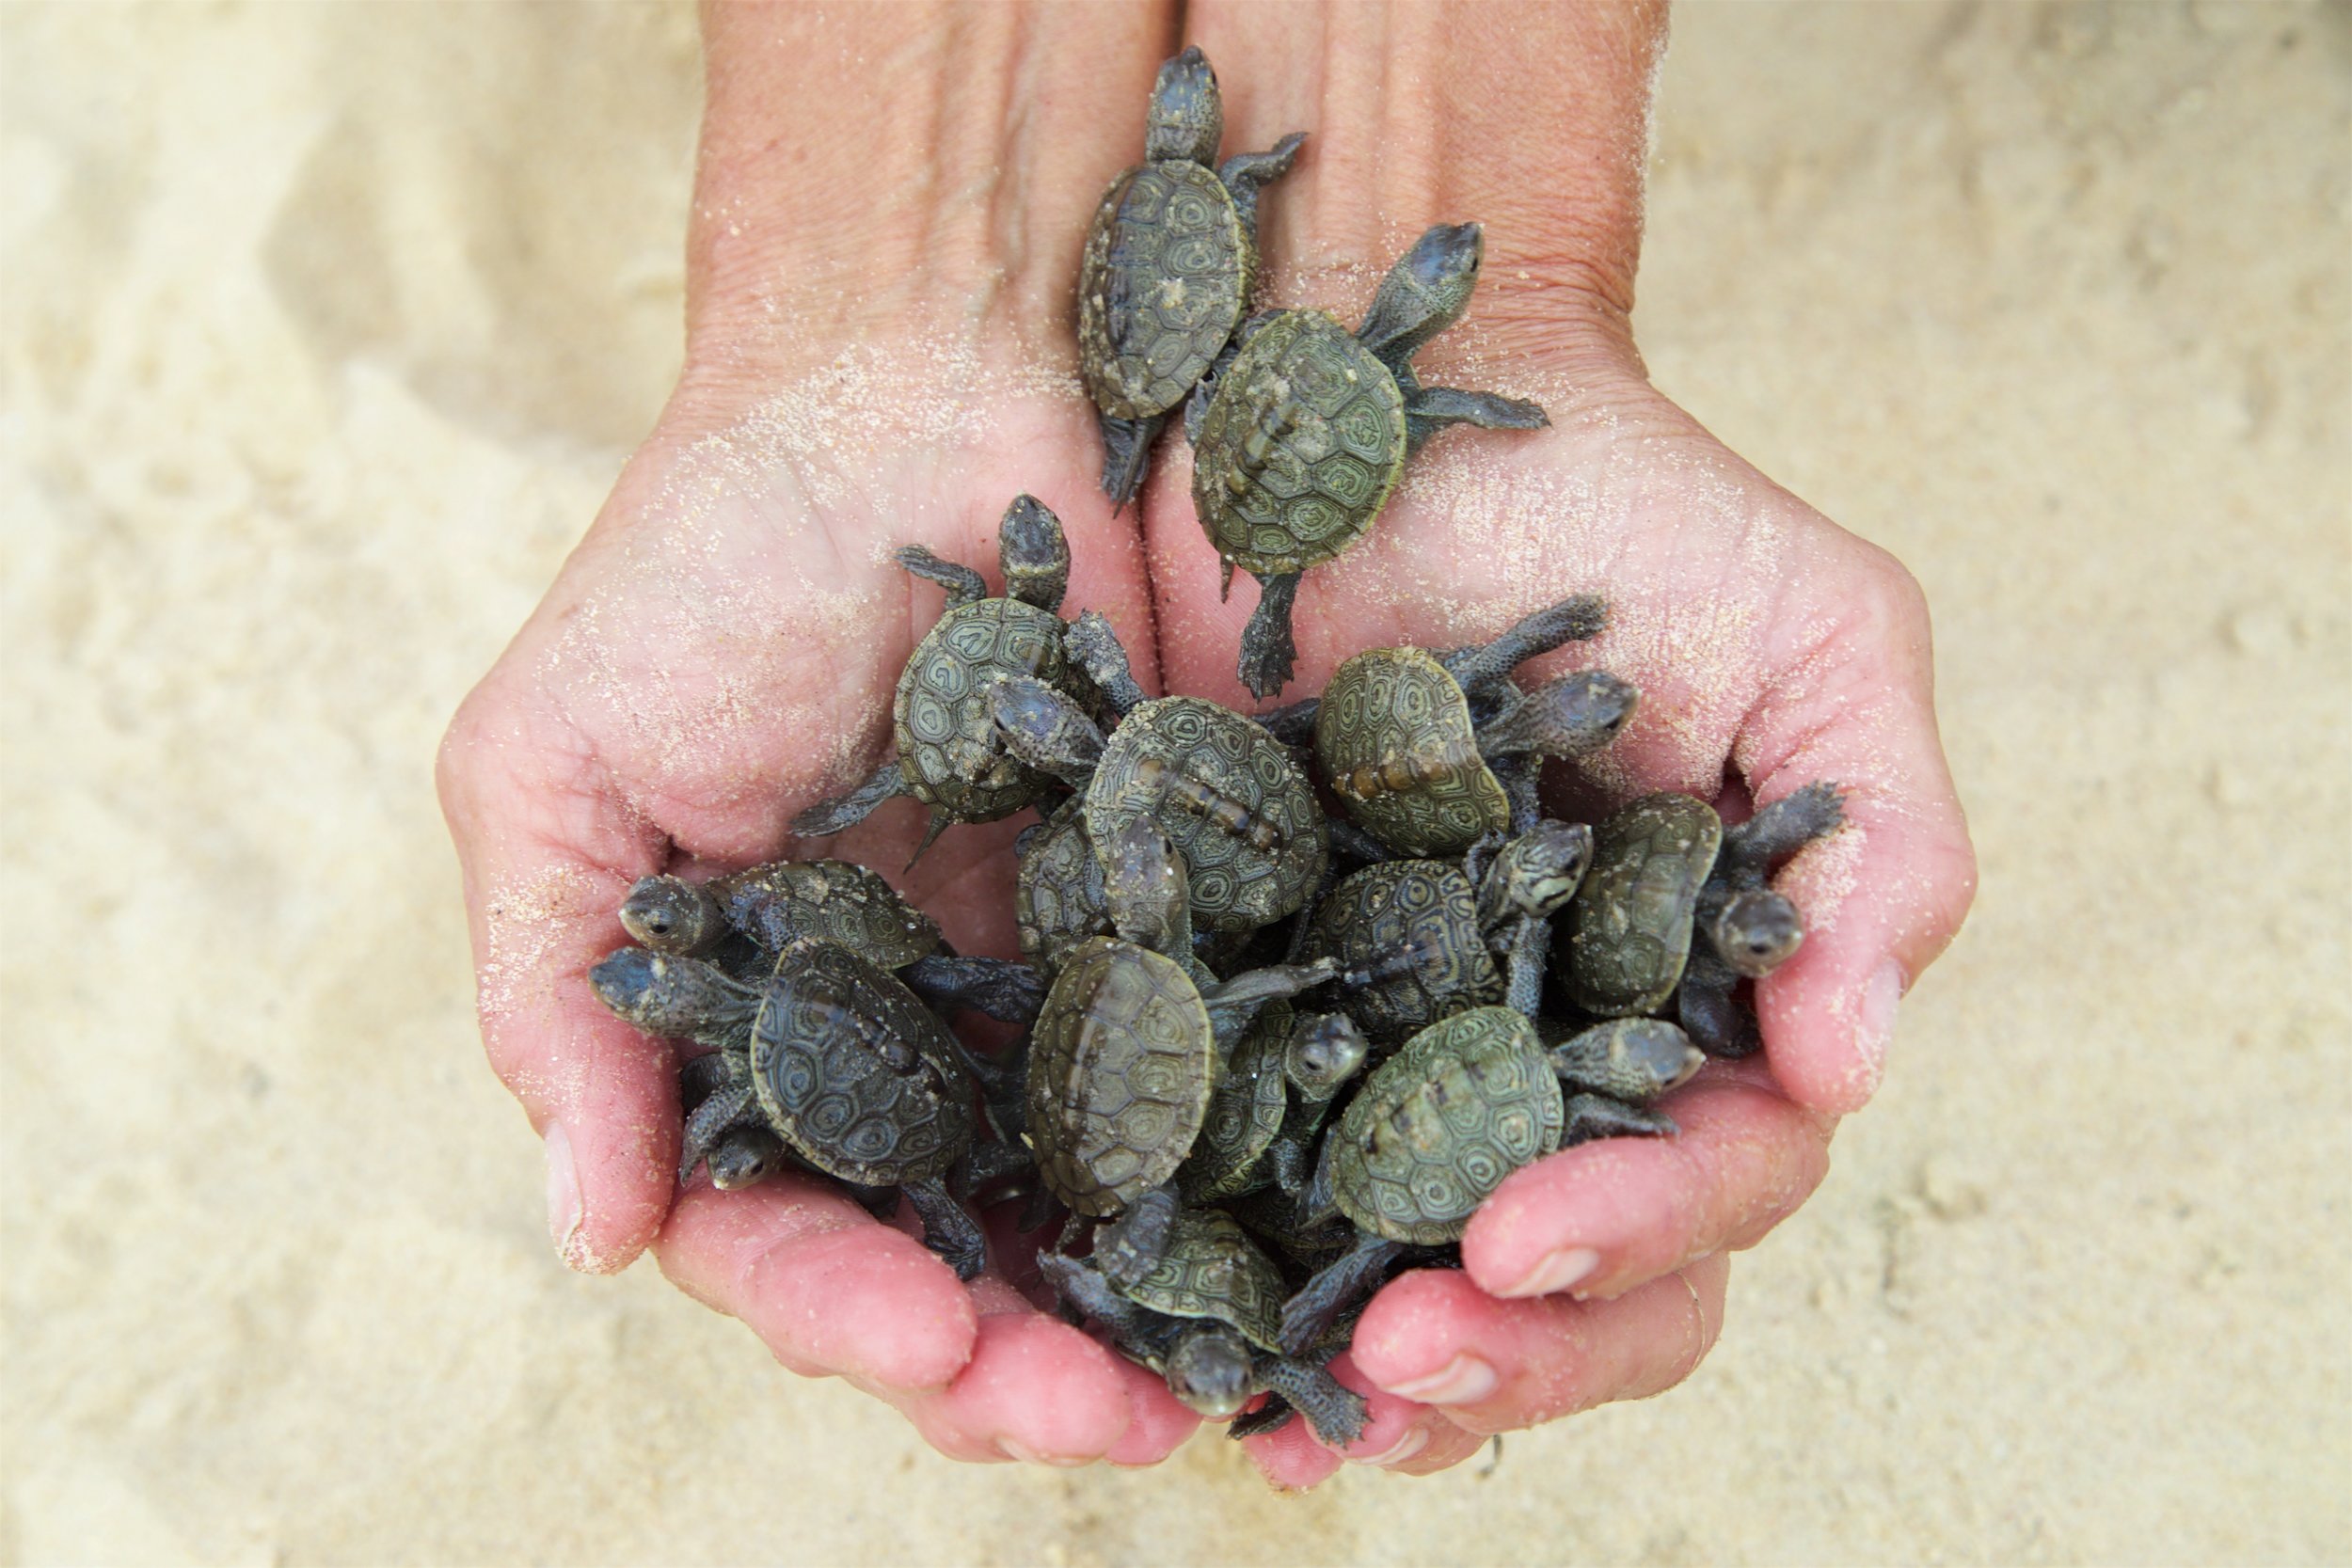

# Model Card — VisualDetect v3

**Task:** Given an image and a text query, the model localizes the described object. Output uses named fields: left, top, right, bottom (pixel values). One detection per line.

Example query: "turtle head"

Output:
left=589, top=947, right=747, bottom=1036
left=1164, top=1322, right=1256, bottom=1420
left=1103, top=816, right=1191, bottom=957
left=1284, top=1013, right=1369, bottom=1100
left=707, top=1128, right=786, bottom=1191
left=1712, top=889, right=1804, bottom=977
left=996, top=494, right=1070, bottom=611
left=985, top=675, right=1104, bottom=785
left=1484, top=820, right=1596, bottom=923
left=1549, top=1018, right=1706, bottom=1102
left=1358, top=222, right=1485, bottom=363
left=1144, top=45, right=1223, bottom=165
left=619, top=874, right=724, bottom=955
left=1482, top=670, right=1639, bottom=760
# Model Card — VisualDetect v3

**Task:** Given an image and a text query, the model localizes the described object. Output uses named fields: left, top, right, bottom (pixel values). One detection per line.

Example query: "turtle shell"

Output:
left=1302, top=859, right=1502, bottom=1044
left=1191, top=309, right=1406, bottom=576
left=1014, top=798, right=1111, bottom=976
left=1085, top=697, right=1327, bottom=934
left=1078, top=161, right=1251, bottom=420
left=1314, top=646, right=1511, bottom=857
left=1180, top=1001, right=1292, bottom=1202
left=751, top=940, right=974, bottom=1186
left=1027, top=937, right=1216, bottom=1217
left=1328, top=1006, right=1562, bottom=1245
left=725, top=860, right=941, bottom=968
left=1563, top=793, right=1724, bottom=1016
left=1123, top=1208, right=1290, bottom=1352
left=894, top=596, right=1080, bottom=823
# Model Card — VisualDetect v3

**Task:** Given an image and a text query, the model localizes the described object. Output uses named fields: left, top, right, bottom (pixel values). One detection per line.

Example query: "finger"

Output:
left=888, top=1303, right=1136, bottom=1465
left=1238, top=1411, right=1346, bottom=1491
left=1350, top=1256, right=1729, bottom=1435
left=656, top=1177, right=979, bottom=1389
left=1104, top=1358, right=1205, bottom=1467
left=1460, top=1072, right=1830, bottom=1303
left=1740, top=549, right=1978, bottom=1112
left=437, top=691, right=674, bottom=1274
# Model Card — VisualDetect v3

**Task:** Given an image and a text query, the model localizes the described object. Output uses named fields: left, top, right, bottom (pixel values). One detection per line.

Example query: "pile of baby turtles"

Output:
left=588, top=49, right=1847, bottom=1450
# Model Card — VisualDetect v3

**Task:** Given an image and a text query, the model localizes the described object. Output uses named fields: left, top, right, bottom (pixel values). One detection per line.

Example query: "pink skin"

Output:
left=437, top=3, right=1976, bottom=1476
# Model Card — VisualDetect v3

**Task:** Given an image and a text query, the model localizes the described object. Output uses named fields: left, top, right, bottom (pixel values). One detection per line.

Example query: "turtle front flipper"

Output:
left=902, top=953, right=1044, bottom=1025
left=790, top=757, right=910, bottom=839
left=1099, top=412, right=1166, bottom=510
left=894, top=544, right=990, bottom=607
left=1561, top=1092, right=1680, bottom=1148
left=1256, top=1354, right=1369, bottom=1448
left=1439, top=594, right=1609, bottom=693
left=679, top=1073, right=760, bottom=1186
left=902, top=1177, right=989, bottom=1281
left=1676, top=951, right=1759, bottom=1058
left=1064, top=610, right=1149, bottom=720
left=1237, top=571, right=1302, bottom=700
left=1217, top=131, right=1306, bottom=237
left=1279, top=1231, right=1406, bottom=1356
left=1402, top=385, right=1550, bottom=455
left=1226, top=1394, right=1295, bottom=1440
left=1721, top=782, right=1847, bottom=878
left=1095, top=1180, right=1181, bottom=1289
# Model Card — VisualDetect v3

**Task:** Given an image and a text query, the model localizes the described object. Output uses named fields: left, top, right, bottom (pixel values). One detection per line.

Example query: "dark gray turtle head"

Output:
left=1144, top=45, right=1222, bottom=166
left=1358, top=222, right=1485, bottom=363
left=985, top=674, right=1104, bottom=785
left=588, top=947, right=746, bottom=1036
left=996, top=494, right=1070, bottom=612
left=1514, top=670, right=1640, bottom=757
left=1550, top=1017, right=1706, bottom=1102
left=1487, top=820, right=1596, bottom=922
left=1284, top=1013, right=1369, bottom=1099
left=1103, top=816, right=1190, bottom=957
left=1164, top=1321, right=1256, bottom=1419
left=619, top=874, right=724, bottom=955
left=707, top=1128, right=786, bottom=1191
left=1712, top=889, right=1804, bottom=977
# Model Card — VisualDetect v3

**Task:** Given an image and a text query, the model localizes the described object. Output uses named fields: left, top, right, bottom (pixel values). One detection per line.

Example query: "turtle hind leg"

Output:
left=1279, top=1232, right=1406, bottom=1355
left=1094, top=1180, right=1181, bottom=1289
left=1256, top=1355, right=1369, bottom=1448
left=902, top=954, right=1043, bottom=1026
left=1236, top=572, right=1303, bottom=700
left=902, top=1177, right=988, bottom=1281
left=1099, top=412, right=1165, bottom=510
left=790, top=758, right=909, bottom=839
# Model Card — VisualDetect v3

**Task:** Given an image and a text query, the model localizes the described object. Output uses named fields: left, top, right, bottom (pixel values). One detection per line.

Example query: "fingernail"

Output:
left=1499, top=1244, right=1599, bottom=1300
left=998, top=1438, right=1089, bottom=1468
left=1852, top=959, right=1905, bottom=1093
left=545, top=1122, right=585, bottom=1267
left=1355, top=1427, right=1429, bottom=1467
left=1383, top=1354, right=1499, bottom=1406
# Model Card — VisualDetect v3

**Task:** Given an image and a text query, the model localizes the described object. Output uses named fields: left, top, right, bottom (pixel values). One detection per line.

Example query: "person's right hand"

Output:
left=437, top=5, right=1212, bottom=1468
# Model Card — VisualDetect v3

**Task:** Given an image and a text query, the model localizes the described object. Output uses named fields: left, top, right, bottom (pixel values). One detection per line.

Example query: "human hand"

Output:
left=437, top=3, right=1215, bottom=1468
left=1133, top=0, right=1977, bottom=1483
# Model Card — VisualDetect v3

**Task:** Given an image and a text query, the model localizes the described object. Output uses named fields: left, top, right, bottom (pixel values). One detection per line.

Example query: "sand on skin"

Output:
left=4, top=2, right=2347, bottom=1563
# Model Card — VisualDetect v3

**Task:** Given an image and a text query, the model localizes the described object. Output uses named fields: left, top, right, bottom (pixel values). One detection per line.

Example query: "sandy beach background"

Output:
left=6, top=2, right=2346, bottom=1562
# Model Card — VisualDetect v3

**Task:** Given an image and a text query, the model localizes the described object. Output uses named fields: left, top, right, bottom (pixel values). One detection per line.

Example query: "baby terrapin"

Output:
left=1562, top=783, right=1846, bottom=1057
left=1188, top=223, right=1550, bottom=697
left=791, top=496, right=1087, bottom=862
left=1265, top=595, right=1633, bottom=857
left=1079, top=46, right=1305, bottom=506
left=619, top=858, right=1041, bottom=1023
left=1183, top=1010, right=1371, bottom=1204
left=589, top=941, right=990, bottom=1279
left=1277, top=1009, right=1701, bottom=1353
left=1041, top=1211, right=1368, bottom=1446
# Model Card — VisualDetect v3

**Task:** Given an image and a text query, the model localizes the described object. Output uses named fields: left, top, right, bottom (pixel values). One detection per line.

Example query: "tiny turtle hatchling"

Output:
left=589, top=940, right=993, bottom=1279
left=1260, top=594, right=1634, bottom=857
left=619, top=858, right=1041, bottom=1023
left=1182, top=1010, right=1371, bottom=1205
left=989, top=617, right=1327, bottom=935
left=1562, top=783, right=1846, bottom=1057
left=1276, top=1008, right=1701, bottom=1353
left=1187, top=223, right=1551, bottom=697
left=1041, top=1210, right=1368, bottom=1447
left=1079, top=46, right=1306, bottom=507
left=790, top=496, right=1089, bottom=862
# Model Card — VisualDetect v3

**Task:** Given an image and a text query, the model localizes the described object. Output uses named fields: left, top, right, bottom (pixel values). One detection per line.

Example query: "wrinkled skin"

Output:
left=437, top=3, right=1974, bottom=1482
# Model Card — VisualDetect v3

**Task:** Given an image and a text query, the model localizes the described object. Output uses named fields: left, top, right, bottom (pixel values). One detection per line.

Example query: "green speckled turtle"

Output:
left=1185, top=223, right=1551, bottom=697
left=1263, top=595, right=1634, bottom=857
left=1301, top=819, right=1591, bottom=1045
left=588, top=941, right=990, bottom=1279
left=1040, top=1211, right=1368, bottom=1446
left=1012, top=799, right=1112, bottom=977
left=1080, top=47, right=1305, bottom=506
left=1562, top=783, right=1845, bottom=1057
left=620, top=859, right=1041, bottom=1022
left=989, top=616, right=1327, bottom=935
left=1182, top=1010, right=1370, bottom=1204
left=791, top=496, right=1088, bottom=862
left=1019, top=817, right=1336, bottom=1285
left=1276, top=1009, right=1699, bottom=1353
